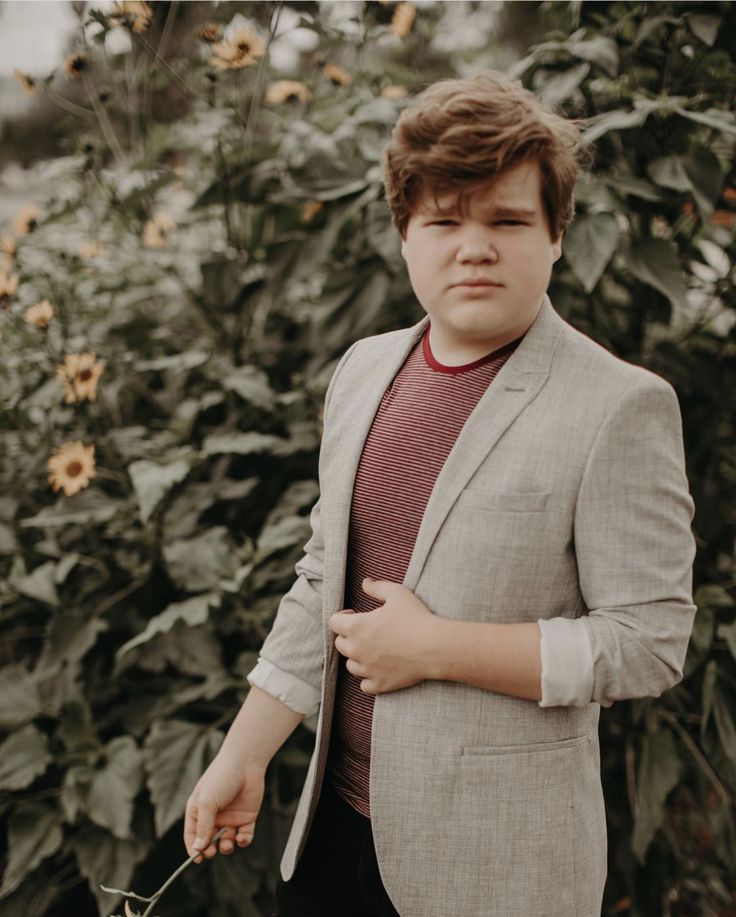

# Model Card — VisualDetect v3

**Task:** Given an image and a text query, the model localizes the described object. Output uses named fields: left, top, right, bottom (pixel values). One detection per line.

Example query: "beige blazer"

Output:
left=255, top=296, right=697, bottom=917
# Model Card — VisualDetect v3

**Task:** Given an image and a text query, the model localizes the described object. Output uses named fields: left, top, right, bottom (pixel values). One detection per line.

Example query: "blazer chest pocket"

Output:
left=460, top=489, right=550, bottom=513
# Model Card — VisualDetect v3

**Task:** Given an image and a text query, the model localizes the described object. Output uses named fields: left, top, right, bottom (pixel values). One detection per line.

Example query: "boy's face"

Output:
left=400, top=160, right=563, bottom=359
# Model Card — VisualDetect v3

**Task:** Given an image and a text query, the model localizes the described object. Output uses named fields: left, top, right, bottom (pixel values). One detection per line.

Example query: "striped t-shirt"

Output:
left=325, top=320, right=524, bottom=818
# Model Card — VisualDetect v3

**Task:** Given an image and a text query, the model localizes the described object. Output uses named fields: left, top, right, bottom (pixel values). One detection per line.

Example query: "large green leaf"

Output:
left=222, top=365, right=276, bottom=411
left=86, top=736, right=143, bottom=839
left=647, top=156, right=692, bottom=192
left=202, top=431, right=288, bottom=457
left=631, top=727, right=682, bottom=863
left=12, top=560, right=59, bottom=607
left=36, top=612, right=107, bottom=675
left=0, top=665, right=43, bottom=729
left=71, top=821, right=150, bottom=916
left=142, top=720, right=224, bottom=837
left=0, top=801, right=63, bottom=898
left=563, top=213, right=619, bottom=293
left=625, top=238, right=687, bottom=310
left=128, top=458, right=192, bottom=524
left=116, top=592, right=221, bottom=660
left=0, top=724, right=51, bottom=791
left=163, top=527, right=239, bottom=592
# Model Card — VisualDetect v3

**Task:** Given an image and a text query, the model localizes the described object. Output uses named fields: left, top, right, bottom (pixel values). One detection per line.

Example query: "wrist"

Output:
left=424, top=615, right=457, bottom=681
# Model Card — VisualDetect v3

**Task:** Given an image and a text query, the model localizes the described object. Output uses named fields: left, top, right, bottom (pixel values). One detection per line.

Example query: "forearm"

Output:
left=218, top=684, right=305, bottom=770
left=428, top=619, right=542, bottom=702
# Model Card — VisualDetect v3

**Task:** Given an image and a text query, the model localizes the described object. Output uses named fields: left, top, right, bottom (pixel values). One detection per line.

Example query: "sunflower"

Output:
left=64, top=52, right=88, bottom=80
left=48, top=441, right=96, bottom=497
left=0, top=271, right=19, bottom=307
left=25, top=300, right=54, bottom=329
left=265, top=80, right=313, bottom=105
left=12, top=205, right=39, bottom=236
left=323, top=63, right=352, bottom=86
left=12, top=69, right=38, bottom=95
left=391, top=1, right=416, bottom=38
left=210, top=26, right=265, bottom=70
left=56, top=353, right=104, bottom=404
left=381, top=84, right=408, bottom=98
left=143, top=212, right=175, bottom=248
left=108, top=1, right=153, bottom=33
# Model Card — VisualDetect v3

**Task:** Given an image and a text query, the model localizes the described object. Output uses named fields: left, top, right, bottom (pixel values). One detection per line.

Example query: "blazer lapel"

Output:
left=321, top=296, right=565, bottom=626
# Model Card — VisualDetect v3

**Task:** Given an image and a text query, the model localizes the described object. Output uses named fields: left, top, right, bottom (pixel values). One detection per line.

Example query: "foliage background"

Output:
left=0, top=1, right=735, bottom=915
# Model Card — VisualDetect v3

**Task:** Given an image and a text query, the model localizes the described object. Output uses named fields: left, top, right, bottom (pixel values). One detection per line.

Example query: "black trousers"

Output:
left=272, top=778, right=401, bottom=917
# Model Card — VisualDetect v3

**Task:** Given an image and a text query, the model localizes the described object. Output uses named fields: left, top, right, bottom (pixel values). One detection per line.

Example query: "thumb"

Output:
left=194, top=798, right=217, bottom=851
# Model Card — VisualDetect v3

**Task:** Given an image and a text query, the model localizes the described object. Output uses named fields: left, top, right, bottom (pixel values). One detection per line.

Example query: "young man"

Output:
left=184, top=72, right=697, bottom=917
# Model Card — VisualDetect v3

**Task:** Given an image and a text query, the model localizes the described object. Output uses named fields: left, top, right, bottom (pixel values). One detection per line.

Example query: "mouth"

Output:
left=452, top=280, right=503, bottom=288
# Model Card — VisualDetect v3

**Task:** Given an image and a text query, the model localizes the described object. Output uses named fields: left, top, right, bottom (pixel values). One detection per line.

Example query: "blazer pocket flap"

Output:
left=461, top=489, right=550, bottom=513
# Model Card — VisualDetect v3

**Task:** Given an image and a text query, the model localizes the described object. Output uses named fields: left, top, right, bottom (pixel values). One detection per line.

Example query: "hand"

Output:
left=184, top=753, right=266, bottom=863
left=328, top=577, right=441, bottom=695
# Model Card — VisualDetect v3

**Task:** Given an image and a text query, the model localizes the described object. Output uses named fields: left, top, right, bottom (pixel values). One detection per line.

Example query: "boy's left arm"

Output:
left=330, top=378, right=697, bottom=707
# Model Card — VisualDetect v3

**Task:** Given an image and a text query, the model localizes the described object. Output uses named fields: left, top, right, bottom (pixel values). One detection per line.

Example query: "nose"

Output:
left=455, top=225, right=498, bottom=264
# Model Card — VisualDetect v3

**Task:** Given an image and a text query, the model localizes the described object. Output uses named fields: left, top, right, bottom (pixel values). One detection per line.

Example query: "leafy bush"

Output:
left=0, top=2, right=734, bottom=915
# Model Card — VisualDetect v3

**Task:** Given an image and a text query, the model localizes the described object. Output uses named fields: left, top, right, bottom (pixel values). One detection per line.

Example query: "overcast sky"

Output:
left=0, top=1, right=80, bottom=77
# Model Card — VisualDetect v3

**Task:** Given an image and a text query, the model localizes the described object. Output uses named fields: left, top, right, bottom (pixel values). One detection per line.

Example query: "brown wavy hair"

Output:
left=382, top=71, right=584, bottom=240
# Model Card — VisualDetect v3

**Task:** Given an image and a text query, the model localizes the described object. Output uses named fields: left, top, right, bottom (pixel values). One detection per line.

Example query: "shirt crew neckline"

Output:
left=422, top=322, right=524, bottom=375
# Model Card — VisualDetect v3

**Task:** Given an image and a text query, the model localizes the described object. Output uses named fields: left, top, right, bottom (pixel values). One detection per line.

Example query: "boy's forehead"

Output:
left=413, top=163, right=544, bottom=215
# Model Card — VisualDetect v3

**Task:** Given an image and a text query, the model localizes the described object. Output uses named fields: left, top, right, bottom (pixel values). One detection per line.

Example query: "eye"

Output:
left=429, top=219, right=458, bottom=226
left=495, top=220, right=525, bottom=226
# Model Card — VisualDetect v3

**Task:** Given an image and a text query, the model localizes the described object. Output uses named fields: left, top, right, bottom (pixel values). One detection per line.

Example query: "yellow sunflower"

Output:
left=143, top=213, right=175, bottom=248
left=25, top=300, right=54, bottom=329
left=48, top=441, right=96, bottom=497
left=0, top=271, right=19, bottom=307
left=56, top=353, right=104, bottom=404
left=210, top=26, right=265, bottom=70
left=199, top=22, right=220, bottom=43
left=265, top=80, right=312, bottom=105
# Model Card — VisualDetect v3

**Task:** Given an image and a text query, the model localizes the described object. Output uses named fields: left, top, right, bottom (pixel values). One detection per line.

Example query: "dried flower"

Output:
left=143, top=213, right=175, bottom=248
left=300, top=201, right=324, bottom=223
left=12, top=69, right=38, bottom=94
left=0, top=234, right=16, bottom=259
left=199, top=22, right=220, bottom=43
left=391, top=2, right=416, bottom=38
left=381, top=84, right=408, bottom=98
left=25, top=299, right=54, bottom=328
left=0, top=271, right=19, bottom=307
left=64, top=52, right=88, bottom=80
left=13, top=205, right=39, bottom=236
left=210, top=26, right=265, bottom=70
left=265, top=80, right=313, bottom=105
left=323, top=63, right=352, bottom=86
left=109, top=1, right=153, bottom=33
left=48, top=441, right=96, bottom=496
left=57, top=353, right=104, bottom=403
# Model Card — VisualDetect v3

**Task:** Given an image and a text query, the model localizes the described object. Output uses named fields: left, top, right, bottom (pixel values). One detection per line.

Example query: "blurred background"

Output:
left=0, top=2, right=734, bottom=915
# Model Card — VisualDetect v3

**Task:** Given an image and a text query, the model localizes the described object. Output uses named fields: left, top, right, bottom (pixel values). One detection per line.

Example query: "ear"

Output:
left=551, top=233, right=563, bottom=263
left=400, top=235, right=407, bottom=259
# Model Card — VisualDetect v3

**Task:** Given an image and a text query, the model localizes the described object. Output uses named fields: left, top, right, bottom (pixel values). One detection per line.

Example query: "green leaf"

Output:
left=0, top=801, right=63, bottom=897
left=647, top=156, right=692, bottom=193
left=631, top=727, right=682, bottom=863
left=57, top=697, right=100, bottom=758
left=71, top=821, right=150, bottom=916
left=202, top=431, right=289, bottom=457
left=117, top=592, right=221, bottom=659
left=534, top=62, right=590, bottom=105
left=0, top=725, right=51, bottom=791
left=684, top=148, right=723, bottom=219
left=20, top=489, right=118, bottom=528
left=128, top=458, right=191, bottom=524
left=625, top=238, right=687, bottom=310
left=13, top=560, right=59, bottom=607
left=255, top=515, right=311, bottom=564
left=582, top=99, right=663, bottom=144
left=686, top=13, right=721, bottom=46
left=717, top=621, right=736, bottom=662
left=142, top=720, right=223, bottom=837
left=673, top=106, right=736, bottom=136
left=0, top=665, right=43, bottom=729
left=134, top=350, right=211, bottom=373
left=563, top=213, right=619, bottom=293
left=86, top=736, right=143, bottom=839
left=713, top=688, right=736, bottom=767
left=36, top=612, right=107, bottom=675
left=222, top=366, right=276, bottom=411
left=163, top=527, right=238, bottom=592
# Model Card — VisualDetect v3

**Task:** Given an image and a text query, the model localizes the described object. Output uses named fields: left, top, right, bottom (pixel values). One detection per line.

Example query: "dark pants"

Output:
left=272, top=778, right=402, bottom=917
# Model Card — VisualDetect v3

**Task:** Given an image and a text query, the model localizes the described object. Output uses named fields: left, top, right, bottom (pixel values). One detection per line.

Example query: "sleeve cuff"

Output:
left=247, top=657, right=321, bottom=718
left=537, top=617, right=595, bottom=708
